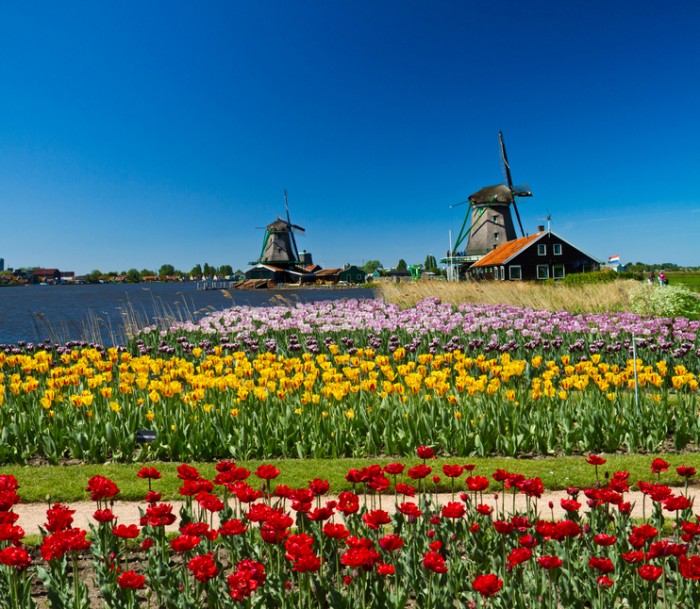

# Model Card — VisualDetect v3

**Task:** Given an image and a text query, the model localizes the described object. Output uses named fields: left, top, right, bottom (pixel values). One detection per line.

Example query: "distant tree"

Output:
left=87, top=269, right=102, bottom=283
left=203, top=263, right=215, bottom=277
left=397, top=259, right=408, bottom=272
left=140, top=268, right=155, bottom=278
left=190, top=264, right=203, bottom=277
left=362, top=260, right=383, bottom=274
left=126, top=269, right=141, bottom=283
left=424, top=254, right=439, bottom=273
left=218, top=264, right=234, bottom=277
left=158, top=264, right=175, bottom=277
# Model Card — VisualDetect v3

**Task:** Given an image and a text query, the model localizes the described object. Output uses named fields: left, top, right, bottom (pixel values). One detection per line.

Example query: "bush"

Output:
left=562, top=270, right=644, bottom=286
left=628, top=282, right=700, bottom=318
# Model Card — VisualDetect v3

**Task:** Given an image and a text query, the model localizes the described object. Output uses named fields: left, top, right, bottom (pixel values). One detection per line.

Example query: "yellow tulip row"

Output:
left=0, top=347, right=697, bottom=413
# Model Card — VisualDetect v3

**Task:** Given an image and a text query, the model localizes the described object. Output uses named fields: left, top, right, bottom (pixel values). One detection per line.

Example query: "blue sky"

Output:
left=1, top=1, right=699, bottom=275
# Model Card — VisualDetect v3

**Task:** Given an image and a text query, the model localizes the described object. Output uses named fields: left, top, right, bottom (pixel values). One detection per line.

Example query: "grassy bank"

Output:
left=374, top=279, right=636, bottom=312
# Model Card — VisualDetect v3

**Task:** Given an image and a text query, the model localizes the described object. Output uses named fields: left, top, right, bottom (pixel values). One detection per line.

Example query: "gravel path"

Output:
left=13, top=489, right=696, bottom=535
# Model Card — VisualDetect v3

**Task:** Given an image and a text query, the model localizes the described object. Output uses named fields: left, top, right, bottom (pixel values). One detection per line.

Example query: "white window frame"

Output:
left=537, top=244, right=547, bottom=256
left=509, top=265, right=522, bottom=280
left=552, top=264, right=565, bottom=279
left=553, top=243, right=562, bottom=255
left=500, top=266, right=505, bottom=281
left=536, top=264, right=549, bottom=280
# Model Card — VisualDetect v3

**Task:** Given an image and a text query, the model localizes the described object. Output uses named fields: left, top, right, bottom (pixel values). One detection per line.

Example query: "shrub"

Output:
left=628, top=283, right=700, bottom=318
left=562, top=270, right=643, bottom=286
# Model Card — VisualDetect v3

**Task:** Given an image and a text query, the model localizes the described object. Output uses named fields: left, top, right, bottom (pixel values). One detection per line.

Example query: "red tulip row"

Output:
left=0, top=451, right=699, bottom=608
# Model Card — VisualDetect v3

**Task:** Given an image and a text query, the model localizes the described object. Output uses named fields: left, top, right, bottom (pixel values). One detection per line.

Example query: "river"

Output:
left=0, top=283, right=375, bottom=346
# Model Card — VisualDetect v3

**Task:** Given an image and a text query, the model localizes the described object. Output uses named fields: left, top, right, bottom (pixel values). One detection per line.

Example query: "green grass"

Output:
left=666, top=271, right=700, bottom=292
left=5, top=453, right=700, bottom=503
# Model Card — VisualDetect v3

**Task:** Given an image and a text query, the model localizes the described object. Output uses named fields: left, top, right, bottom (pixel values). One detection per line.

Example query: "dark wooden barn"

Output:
left=468, top=231, right=600, bottom=281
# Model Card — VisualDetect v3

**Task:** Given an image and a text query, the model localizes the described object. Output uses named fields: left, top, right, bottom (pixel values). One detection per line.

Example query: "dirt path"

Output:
left=14, top=489, right=695, bottom=535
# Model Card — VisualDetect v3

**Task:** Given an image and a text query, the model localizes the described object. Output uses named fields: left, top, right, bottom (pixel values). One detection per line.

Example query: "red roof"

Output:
left=315, top=268, right=341, bottom=276
left=470, top=233, right=542, bottom=267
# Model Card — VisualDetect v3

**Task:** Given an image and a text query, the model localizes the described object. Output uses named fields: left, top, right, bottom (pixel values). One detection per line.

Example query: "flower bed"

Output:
left=1, top=299, right=699, bottom=463
left=1, top=453, right=700, bottom=608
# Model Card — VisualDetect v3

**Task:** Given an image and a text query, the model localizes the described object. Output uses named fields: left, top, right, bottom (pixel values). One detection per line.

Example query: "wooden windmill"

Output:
left=449, top=132, right=532, bottom=261
left=253, top=191, right=306, bottom=267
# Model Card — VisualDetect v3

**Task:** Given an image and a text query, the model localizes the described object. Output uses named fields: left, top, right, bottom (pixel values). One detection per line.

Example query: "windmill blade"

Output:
left=284, top=189, right=292, bottom=225
left=499, top=131, right=514, bottom=190
left=290, top=223, right=306, bottom=234
left=449, top=199, right=470, bottom=209
left=512, top=183, right=532, bottom=197
left=512, top=200, right=525, bottom=238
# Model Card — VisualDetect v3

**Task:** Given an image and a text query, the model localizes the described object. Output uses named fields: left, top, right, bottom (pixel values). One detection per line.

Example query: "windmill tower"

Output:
left=449, top=132, right=532, bottom=262
left=252, top=191, right=306, bottom=268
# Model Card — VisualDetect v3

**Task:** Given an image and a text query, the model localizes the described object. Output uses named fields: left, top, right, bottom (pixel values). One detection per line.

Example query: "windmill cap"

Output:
left=468, top=184, right=514, bottom=204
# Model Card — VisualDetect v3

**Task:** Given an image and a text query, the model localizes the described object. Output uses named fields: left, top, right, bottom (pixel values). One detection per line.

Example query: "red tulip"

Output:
left=472, top=573, right=503, bottom=598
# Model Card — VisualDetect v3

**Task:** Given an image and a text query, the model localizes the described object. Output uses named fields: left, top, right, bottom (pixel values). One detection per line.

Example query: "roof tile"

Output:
left=471, top=233, right=542, bottom=267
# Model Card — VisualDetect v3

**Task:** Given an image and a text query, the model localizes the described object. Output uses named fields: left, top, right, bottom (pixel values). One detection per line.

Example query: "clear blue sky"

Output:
left=1, top=1, right=699, bottom=275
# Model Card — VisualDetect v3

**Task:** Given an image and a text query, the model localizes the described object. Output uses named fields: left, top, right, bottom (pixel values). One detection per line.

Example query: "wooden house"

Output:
left=468, top=230, right=600, bottom=281
left=338, top=265, right=365, bottom=284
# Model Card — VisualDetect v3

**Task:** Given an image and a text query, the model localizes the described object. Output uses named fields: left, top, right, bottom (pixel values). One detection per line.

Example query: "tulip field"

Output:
left=0, top=298, right=699, bottom=463
left=2, top=455, right=700, bottom=608
left=2, top=296, right=700, bottom=607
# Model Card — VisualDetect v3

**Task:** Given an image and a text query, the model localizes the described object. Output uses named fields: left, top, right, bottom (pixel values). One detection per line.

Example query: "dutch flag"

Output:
left=608, top=254, right=620, bottom=264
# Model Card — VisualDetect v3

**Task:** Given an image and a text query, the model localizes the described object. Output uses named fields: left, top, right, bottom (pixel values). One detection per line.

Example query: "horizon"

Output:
left=1, top=1, right=699, bottom=275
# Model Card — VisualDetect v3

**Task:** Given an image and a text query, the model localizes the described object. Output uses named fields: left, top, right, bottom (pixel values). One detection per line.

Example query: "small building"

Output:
left=31, top=268, right=62, bottom=284
left=244, top=264, right=288, bottom=283
left=314, top=268, right=341, bottom=283
left=338, top=265, right=365, bottom=284
left=468, top=230, right=600, bottom=281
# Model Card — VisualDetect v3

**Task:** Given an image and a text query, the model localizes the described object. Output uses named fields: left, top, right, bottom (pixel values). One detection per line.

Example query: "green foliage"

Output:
left=218, top=264, right=234, bottom=277
left=562, top=270, right=644, bottom=285
left=397, top=259, right=408, bottom=272
left=362, top=260, right=383, bottom=274
left=158, top=264, right=176, bottom=277
left=629, top=283, right=700, bottom=318
left=125, top=269, right=141, bottom=283
left=86, top=269, right=103, bottom=283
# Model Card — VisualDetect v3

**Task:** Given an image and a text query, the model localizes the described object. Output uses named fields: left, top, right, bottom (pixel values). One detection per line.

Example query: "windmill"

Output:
left=252, top=190, right=306, bottom=267
left=446, top=131, right=532, bottom=263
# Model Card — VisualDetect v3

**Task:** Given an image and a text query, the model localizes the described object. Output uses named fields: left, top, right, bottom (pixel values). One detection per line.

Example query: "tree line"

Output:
left=361, top=254, right=443, bottom=276
left=83, top=264, right=242, bottom=283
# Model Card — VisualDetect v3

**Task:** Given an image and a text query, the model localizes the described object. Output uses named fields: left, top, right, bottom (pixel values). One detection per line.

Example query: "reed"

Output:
left=374, top=278, right=636, bottom=312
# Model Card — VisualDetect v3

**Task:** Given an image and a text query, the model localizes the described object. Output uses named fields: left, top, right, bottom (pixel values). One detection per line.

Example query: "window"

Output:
left=537, top=244, right=547, bottom=256
left=553, top=264, right=565, bottom=279
left=500, top=266, right=505, bottom=280
left=536, top=265, right=549, bottom=280
left=509, top=265, right=522, bottom=280
left=553, top=243, right=562, bottom=255
left=494, top=232, right=499, bottom=242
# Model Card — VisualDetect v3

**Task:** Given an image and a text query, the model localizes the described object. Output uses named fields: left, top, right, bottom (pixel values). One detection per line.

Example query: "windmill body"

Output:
left=258, top=218, right=302, bottom=266
left=442, top=132, right=532, bottom=275
left=463, top=184, right=518, bottom=258
left=249, top=191, right=310, bottom=271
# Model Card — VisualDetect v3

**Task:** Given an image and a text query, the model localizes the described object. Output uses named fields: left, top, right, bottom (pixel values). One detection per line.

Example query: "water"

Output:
left=0, top=283, right=375, bottom=346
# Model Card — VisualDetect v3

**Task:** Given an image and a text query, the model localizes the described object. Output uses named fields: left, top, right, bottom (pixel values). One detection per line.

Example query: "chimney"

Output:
left=537, top=225, right=545, bottom=232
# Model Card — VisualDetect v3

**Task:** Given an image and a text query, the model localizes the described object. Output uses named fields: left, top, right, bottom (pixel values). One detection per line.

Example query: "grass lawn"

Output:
left=5, top=453, right=700, bottom=503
